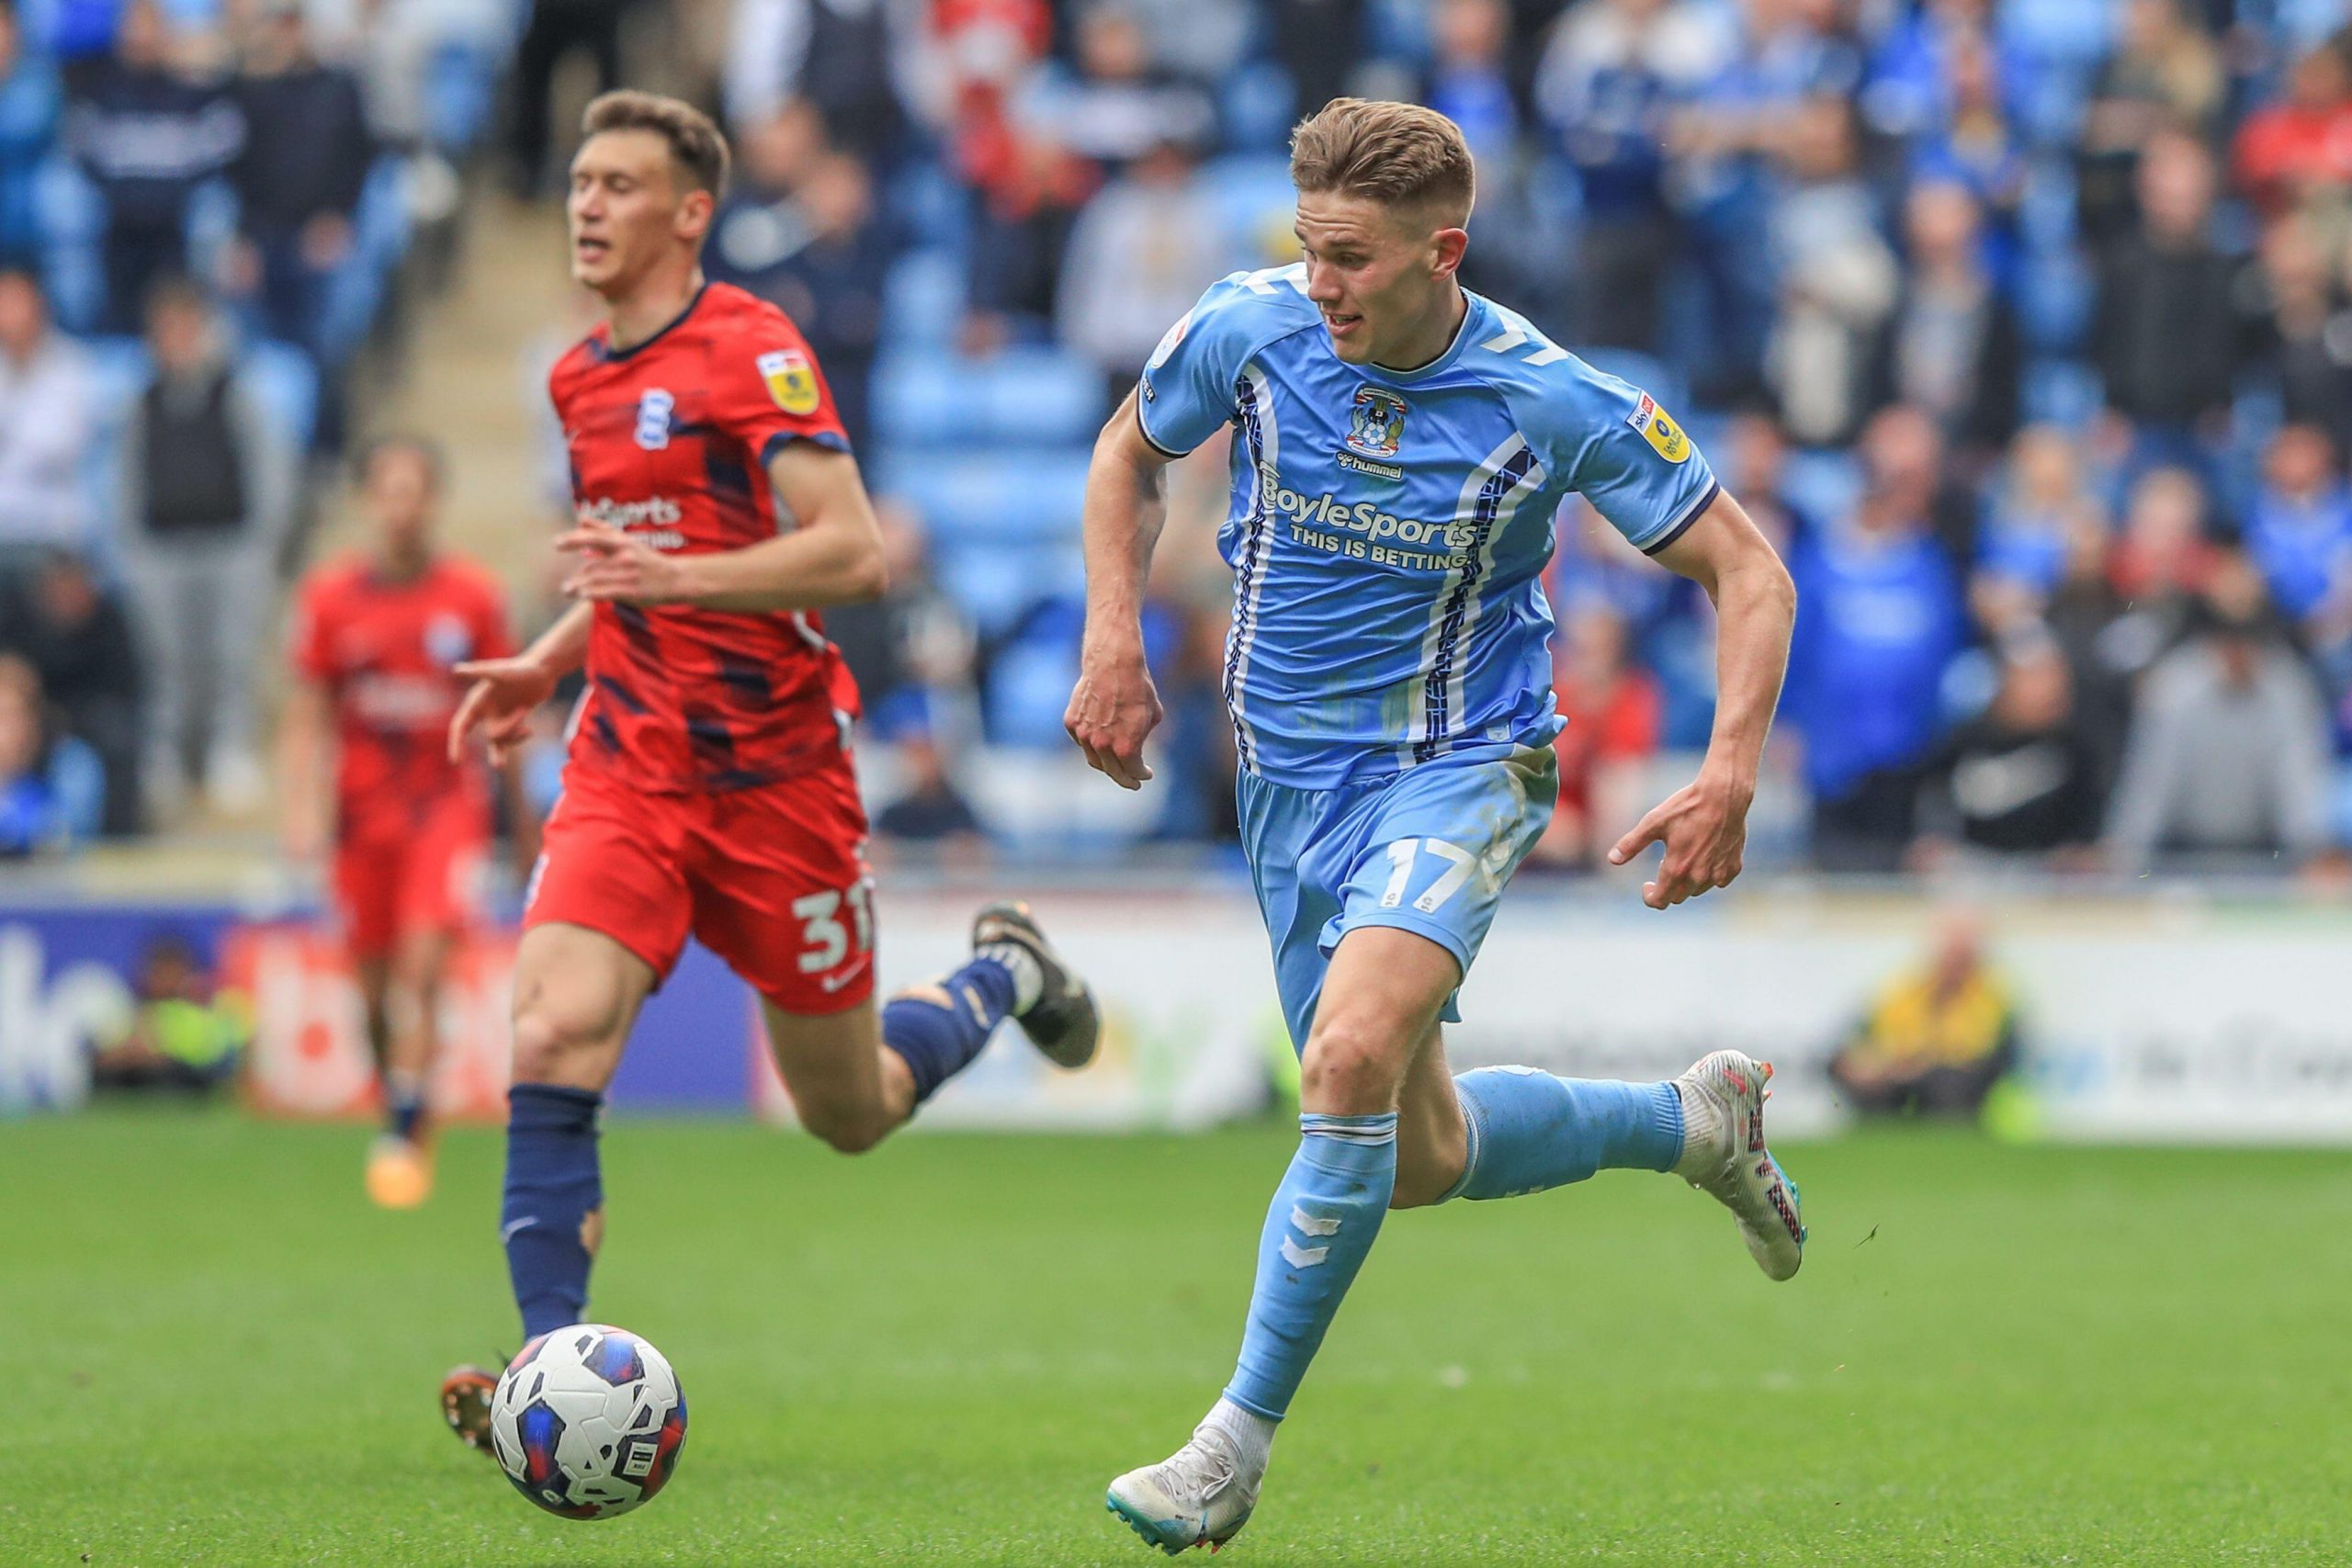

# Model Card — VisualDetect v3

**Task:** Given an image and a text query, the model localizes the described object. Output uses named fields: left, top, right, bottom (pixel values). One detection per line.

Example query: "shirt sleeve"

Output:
left=707, top=311, right=852, bottom=467
left=1135, top=276, right=1257, bottom=458
left=1558, top=372, right=1721, bottom=556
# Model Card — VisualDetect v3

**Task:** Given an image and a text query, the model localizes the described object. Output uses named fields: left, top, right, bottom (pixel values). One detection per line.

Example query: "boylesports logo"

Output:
left=1346, top=386, right=1408, bottom=458
left=1258, top=461, right=1477, bottom=551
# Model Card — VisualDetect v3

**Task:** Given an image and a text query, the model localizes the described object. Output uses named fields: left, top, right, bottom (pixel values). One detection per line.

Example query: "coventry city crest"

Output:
left=1345, top=387, right=1408, bottom=459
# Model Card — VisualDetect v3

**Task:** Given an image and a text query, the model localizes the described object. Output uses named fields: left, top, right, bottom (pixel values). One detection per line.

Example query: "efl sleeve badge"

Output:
left=757, top=349, right=821, bottom=416
left=1625, top=391, right=1691, bottom=464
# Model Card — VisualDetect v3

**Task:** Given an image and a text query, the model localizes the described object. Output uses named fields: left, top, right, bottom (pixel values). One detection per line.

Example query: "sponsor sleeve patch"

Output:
left=757, top=348, right=821, bottom=416
left=1624, top=390, right=1691, bottom=464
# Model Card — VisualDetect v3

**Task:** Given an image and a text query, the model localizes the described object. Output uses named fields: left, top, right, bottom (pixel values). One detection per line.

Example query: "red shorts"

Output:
left=334, top=795, right=489, bottom=960
left=524, top=756, right=876, bottom=1014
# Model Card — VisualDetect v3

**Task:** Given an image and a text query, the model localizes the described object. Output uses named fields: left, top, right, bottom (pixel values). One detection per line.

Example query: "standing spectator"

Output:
left=119, top=279, right=293, bottom=814
left=1909, top=29, right=2025, bottom=276
left=1017, top=6, right=1216, bottom=176
left=506, top=0, right=635, bottom=195
left=1057, top=134, right=1222, bottom=414
left=226, top=0, right=372, bottom=401
left=1423, top=0, right=1520, bottom=165
left=1536, top=0, right=1725, bottom=351
left=64, top=0, right=243, bottom=332
left=1978, top=424, right=2104, bottom=596
left=710, top=148, right=891, bottom=449
left=2075, top=0, right=2223, bottom=252
left=1267, top=0, right=1363, bottom=129
left=0, top=268, right=97, bottom=564
left=823, top=499, right=979, bottom=744
left=1532, top=603, right=1661, bottom=870
left=0, top=548, right=141, bottom=832
left=1916, top=630, right=2104, bottom=859
left=1785, top=467, right=1968, bottom=871
left=2102, top=464, right=2221, bottom=680
left=2093, top=130, right=2245, bottom=463
left=1877, top=179, right=2022, bottom=463
left=0, top=652, right=104, bottom=855
left=2104, top=599, right=2335, bottom=870
left=1766, top=94, right=1899, bottom=446
left=723, top=0, right=917, bottom=164
left=2249, top=213, right=2352, bottom=457
left=0, top=0, right=60, bottom=267
left=2243, top=422, right=2352, bottom=630
left=872, top=730, right=986, bottom=862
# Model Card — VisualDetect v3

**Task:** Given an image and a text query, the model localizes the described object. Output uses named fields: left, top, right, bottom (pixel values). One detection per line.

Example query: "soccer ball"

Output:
left=489, top=1324, right=686, bottom=1519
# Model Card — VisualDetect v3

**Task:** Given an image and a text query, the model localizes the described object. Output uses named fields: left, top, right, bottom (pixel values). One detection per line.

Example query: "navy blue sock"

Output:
left=879, top=956, right=1016, bottom=1104
left=385, top=1070, right=426, bottom=1144
left=502, top=1083, right=604, bottom=1338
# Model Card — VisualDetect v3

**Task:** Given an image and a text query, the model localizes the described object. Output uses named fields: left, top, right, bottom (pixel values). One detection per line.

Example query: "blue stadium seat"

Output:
left=243, top=340, right=319, bottom=452
left=423, top=39, right=502, bottom=153
left=2018, top=253, right=2091, bottom=355
left=880, top=248, right=963, bottom=349
left=1201, top=153, right=1302, bottom=265
left=876, top=448, right=1091, bottom=543
left=932, top=539, right=1080, bottom=637
left=2022, top=358, right=2102, bottom=430
left=874, top=349, right=1101, bottom=450
left=1781, top=447, right=1862, bottom=528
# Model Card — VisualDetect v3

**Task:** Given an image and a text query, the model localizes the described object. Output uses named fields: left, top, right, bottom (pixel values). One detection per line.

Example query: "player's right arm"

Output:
left=1067, top=274, right=1264, bottom=790
left=1067, top=386, right=1175, bottom=790
left=447, top=603, right=589, bottom=765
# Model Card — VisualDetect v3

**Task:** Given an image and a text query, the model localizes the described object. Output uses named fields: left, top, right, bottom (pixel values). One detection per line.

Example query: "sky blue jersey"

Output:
left=1137, top=264, right=1722, bottom=789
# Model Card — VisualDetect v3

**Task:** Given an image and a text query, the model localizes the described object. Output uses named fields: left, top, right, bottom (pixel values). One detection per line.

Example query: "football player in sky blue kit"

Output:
left=1066, top=99, right=1807, bottom=1554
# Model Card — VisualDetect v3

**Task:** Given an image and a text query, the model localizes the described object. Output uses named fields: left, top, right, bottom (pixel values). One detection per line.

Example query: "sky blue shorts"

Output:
left=1238, top=746, right=1558, bottom=1053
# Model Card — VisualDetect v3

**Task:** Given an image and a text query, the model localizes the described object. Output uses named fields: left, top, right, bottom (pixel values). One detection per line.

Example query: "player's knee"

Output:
left=509, top=993, right=624, bottom=1087
left=799, top=1100, right=890, bottom=1156
left=1299, top=1016, right=1407, bottom=1113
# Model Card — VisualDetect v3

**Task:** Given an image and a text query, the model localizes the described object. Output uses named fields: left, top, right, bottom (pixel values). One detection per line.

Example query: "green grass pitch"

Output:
left=6, top=1111, right=2346, bottom=1565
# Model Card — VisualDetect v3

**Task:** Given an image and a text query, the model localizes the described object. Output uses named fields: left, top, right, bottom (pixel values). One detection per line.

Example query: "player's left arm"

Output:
left=1607, top=490, right=1797, bottom=910
left=559, top=443, right=887, bottom=612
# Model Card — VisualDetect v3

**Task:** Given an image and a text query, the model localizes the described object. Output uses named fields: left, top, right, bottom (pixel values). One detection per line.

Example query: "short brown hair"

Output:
left=581, top=90, right=729, bottom=197
left=1289, top=98, right=1475, bottom=224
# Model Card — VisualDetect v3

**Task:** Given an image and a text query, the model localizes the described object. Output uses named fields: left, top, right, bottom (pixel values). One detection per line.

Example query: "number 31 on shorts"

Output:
left=791, top=878, right=874, bottom=974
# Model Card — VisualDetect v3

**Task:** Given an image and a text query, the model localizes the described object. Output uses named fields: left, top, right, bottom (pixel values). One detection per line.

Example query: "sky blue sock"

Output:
left=1223, top=1111, right=1397, bottom=1420
left=879, top=955, right=1015, bottom=1104
left=1444, top=1068, right=1683, bottom=1201
left=503, top=1083, right=604, bottom=1337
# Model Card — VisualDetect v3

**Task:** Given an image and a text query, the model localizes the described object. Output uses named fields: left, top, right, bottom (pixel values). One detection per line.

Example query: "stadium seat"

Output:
left=931, top=539, right=1082, bottom=637
left=880, top=248, right=964, bottom=349
left=1201, top=154, right=1303, bottom=265
left=873, top=447, right=1092, bottom=544
left=874, top=346, right=1100, bottom=450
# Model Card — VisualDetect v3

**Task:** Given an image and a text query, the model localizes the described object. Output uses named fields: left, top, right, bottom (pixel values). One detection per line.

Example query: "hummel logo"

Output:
left=1290, top=1206, right=1340, bottom=1237
left=1278, top=1238, right=1329, bottom=1269
left=500, top=1216, right=537, bottom=1244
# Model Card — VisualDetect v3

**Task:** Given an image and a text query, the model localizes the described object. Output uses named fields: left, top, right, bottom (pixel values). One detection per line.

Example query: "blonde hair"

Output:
left=1289, top=98, right=1476, bottom=225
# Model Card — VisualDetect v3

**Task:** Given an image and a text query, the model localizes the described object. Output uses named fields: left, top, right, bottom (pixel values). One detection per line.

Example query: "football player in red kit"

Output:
left=436, top=92, right=1098, bottom=1450
left=282, top=436, right=531, bottom=1209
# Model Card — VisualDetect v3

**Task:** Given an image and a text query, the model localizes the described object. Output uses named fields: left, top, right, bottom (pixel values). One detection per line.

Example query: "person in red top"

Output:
left=435, top=91, right=1100, bottom=1451
left=281, top=435, right=530, bottom=1209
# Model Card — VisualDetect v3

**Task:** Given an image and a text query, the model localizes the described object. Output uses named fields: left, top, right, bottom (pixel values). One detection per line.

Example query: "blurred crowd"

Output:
left=9, top=0, right=2352, bottom=883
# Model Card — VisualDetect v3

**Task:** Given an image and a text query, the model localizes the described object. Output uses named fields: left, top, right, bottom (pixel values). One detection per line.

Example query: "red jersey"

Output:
left=289, top=553, right=514, bottom=840
left=548, top=281, right=860, bottom=795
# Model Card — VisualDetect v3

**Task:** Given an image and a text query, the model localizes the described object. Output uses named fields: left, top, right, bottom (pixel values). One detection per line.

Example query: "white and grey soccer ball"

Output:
left=489, top=1323, right=687, bottom=1519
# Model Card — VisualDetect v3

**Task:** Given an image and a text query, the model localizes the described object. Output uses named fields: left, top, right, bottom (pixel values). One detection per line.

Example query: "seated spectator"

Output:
left=1828, top=910, right=2020, bottom=1120
left=0, top=652, right=104, bottom=854
left=2103, top=465, right=2221, bottom=676
left=2243, top=423, right=2352, bottom=633
left=119, top=278, right=294, bottom=815
left=1766, top=94, right=1899, bottom=446
left=1784, top=453, right=1968, bottom=872
left=824, top=501, right=979, bottom=747
left=1266, top=0, right=1362, bottom=130
left=0, top=268, right=97, bottom=565
left=873, top=731, right=986, bottom=863
left=2104, top=594, right=2335, bottom=871
left=0, top=0, right=59, bottom=267
left=1017, top=5, right=1216, bottom=177
left=1979, top=425, right=2105, bottom=596
left=87, top=934, right=249, bottom=1096
left=2232, top=38, right=2352, bottom=226
left=2093, top=130, right=2245, bottom=463
left=1531, top=602, right=1660, bottom=870
left=506, top=0, right=634, bottom=196
left=1909, top=30, right=2024, bottom=276
left=1876, top=180, right=2020, bottom=465
left=64, top=0, right=243, bottom=333
left=1057, top=134, right=1222, bottom=414
left=226, top=0, right=373, bottom=397
left=707, top=101, right=828, bottom=290
left=0, top=548, right=141, bottom=833
left=2250, top=213, right=2352, bottom=458
left=1916, top=629, right=2103, bottom=860
left=722, top=0, right=916, bottom=164
left=1860, top=400, right=1982, bottom=574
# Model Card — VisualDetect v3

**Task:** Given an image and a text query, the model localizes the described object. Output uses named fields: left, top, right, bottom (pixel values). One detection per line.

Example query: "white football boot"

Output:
left=1106, top=1421, right=1261, bottom=1555
left=1674, top=1050, right=1806, bottom=1280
